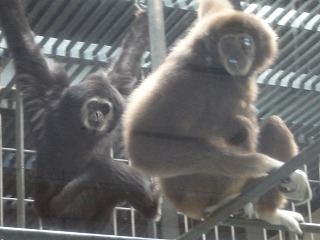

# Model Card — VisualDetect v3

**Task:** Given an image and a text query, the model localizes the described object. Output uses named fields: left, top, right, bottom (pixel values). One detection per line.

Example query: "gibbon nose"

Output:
left=92, top=111, right=103, bottom=122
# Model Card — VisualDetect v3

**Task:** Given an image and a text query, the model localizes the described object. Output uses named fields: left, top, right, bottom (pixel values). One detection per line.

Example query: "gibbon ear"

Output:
left=198, top=0, right=234, bottom=19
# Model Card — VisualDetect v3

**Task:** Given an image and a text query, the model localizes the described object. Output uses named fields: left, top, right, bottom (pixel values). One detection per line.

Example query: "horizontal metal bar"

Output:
left=162, top=0, right=198, bottom=11
left=222, top=218, right=320, bottom=234
left=2, top=197, right=34, bottom=203
left=0, top=35, right=125, bottom=63
left=3, top=147, right=36, bottom=154
left=2, top=148, right=130, bottom=162
left=178, top=139, right=320, bottom=240
left=0, top=227, right=169, bottom=240
left=257, top=69, right=320, bottom=92
left=1, top=197, right=133, bottom=213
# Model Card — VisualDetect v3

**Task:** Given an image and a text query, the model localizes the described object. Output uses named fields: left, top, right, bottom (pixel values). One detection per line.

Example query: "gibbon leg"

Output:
left=49, top=158, right=162, bottom=223
left=258, top=115, right=298, bottom=161
left=254, top=115, right=311, bottom=235
left=258, top=115, right=312, bottom=203
left=121, top=174, right=162, bottom=221
left=108, top=161, right=162, bottom=221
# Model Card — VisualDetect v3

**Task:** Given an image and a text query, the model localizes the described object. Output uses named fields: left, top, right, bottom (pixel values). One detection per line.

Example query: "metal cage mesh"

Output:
left=0, top=0, right=319, bottom=239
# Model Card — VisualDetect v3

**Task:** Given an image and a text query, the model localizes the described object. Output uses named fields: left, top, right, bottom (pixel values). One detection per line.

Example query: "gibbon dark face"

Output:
left=82, top=97, right=113, bottom=133
left=59, top=78, right=124, bottom=137
left=77, top=82, right=125, bottom=136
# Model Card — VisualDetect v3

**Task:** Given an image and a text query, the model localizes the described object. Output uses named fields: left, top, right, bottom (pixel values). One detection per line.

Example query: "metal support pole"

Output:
left=146, top=1, right=179, bottom=238
left=147, top=0, right=167, bottom=70
left=15, top=82, right=25, bottom=228
left=0, top=114, right=3, bottom=226
left=178, top=139, right=320, bottom=240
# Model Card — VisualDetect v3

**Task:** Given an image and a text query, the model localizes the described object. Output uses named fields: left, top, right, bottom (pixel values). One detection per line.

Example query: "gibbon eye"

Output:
left=101, top=102, right=111, bottom=115
left=87, top=100, right=111, bottom=115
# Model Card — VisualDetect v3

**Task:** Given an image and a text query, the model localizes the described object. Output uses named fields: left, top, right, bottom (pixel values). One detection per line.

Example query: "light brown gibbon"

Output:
left=123, top=0, right=312, bottom=235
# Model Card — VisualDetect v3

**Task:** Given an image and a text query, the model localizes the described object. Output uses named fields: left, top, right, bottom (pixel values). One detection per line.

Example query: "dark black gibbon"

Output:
left=0, top=0, right=161, bottom=233
left=123, top=0, right=312, bottom=235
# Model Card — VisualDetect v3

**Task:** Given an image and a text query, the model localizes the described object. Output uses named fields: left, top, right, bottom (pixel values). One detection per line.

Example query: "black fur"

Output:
left=0, top=0, right=160, bottom=233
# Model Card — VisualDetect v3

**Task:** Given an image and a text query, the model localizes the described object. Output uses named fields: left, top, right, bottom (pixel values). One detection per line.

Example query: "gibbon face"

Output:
left=202, top=11, right=278, bottom=76
left=218, top=33, right=255, bottom=76
left=61, top=76, right=124, bottom=137
left=81, top=97, right=114, bottom=134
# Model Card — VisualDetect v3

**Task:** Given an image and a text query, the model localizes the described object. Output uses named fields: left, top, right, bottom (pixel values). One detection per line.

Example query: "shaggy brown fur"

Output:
left=123, top=0, right=311, bottom=235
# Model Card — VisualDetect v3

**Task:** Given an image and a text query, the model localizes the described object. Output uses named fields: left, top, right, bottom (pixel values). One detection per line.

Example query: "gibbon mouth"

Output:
left=88, top=118, right=104, bottom=129
left=228, top=57, right=239, bottom=65
left=86, top=127, right=106, bottom=136
left=226, top=57, right=250, bottom=76
left=81, top=123, right=107, bottom=136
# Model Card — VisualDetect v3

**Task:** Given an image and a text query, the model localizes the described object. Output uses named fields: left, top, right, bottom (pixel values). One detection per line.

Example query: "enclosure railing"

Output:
left=0, top=226, right=169, bottom=240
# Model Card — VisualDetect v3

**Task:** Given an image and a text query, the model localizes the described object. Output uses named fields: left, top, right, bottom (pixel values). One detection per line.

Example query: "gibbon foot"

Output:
left=280, top=170, right=312, bottom=205
left=241, top=202, right=257, bottom=219
left=149, top=177, right=163, bottom=222
left=259, top=209, right=304, bottom=236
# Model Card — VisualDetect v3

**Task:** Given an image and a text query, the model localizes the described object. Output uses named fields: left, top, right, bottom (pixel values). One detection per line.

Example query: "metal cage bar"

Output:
left=15, top=83, right=26, bottom=228
left=0, top=0, right=320, bottom=239
left=0, top=227, right=168, bottom=240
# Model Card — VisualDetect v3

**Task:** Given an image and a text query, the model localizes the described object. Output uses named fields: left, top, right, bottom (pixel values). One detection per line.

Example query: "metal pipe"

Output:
left=178, top=139, right=320, bottom=240
left=147, top=0, right=167, bottom=70
left=0, top=226, right=169, bottom=240
left=222, top=218, right=320, bottom=234
left=146, top=2, right=179, bottom=239
left=0, top=114, right=3, bottom=226
left=2, top=147, right=36, bottom=153
left=15, top=82, right=26, bottom=228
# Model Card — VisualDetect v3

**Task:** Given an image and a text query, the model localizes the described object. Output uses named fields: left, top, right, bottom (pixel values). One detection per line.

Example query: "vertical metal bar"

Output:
left=246, top=227, right=265, bottom=240
left=0, top=114, right=3, bottom=226
left=130, top=208, right=135, bottom=237
left=147, top=0, right=167, bottom=70
left=230, top=226, right=235, bottom=240
left=152, top=222, right=158, bottom=238
left=159, top=199, right=180, bottom=239
left=214, top=226, right=219, bottom=240
left=146, top=1, right=180, bottom=239
left=113, top=209, right=118, bottom=236
left=0, top=42, right=3, bottom=227
left=15, top=83, right=26, bottom=228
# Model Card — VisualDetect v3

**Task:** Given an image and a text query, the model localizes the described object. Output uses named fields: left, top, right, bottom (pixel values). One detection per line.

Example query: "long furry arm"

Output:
left=0, top=0, right=67, bottom=86
left=50, top=156, right=160, bottom=221
left=108, top=5, right=149, bottom=97
left=0, top=0, right=40, bottom=74
left=0, top=0, right=68, bottom=143
left=108, top=5, right=149, bottom=158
